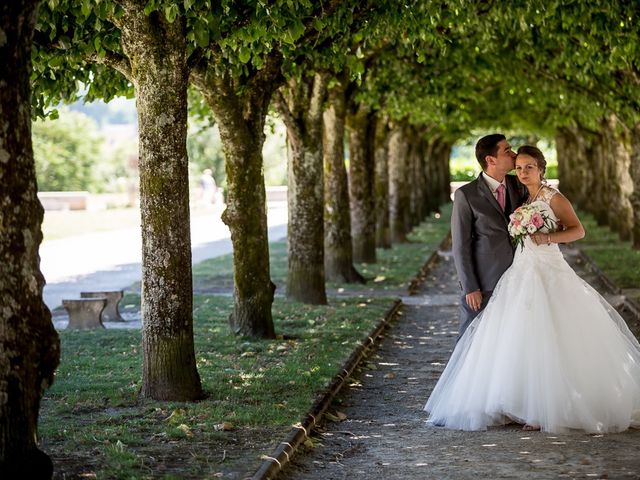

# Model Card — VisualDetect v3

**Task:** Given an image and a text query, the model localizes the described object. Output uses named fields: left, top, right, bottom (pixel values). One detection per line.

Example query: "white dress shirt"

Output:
left=482, top=172, right=507, bottom=202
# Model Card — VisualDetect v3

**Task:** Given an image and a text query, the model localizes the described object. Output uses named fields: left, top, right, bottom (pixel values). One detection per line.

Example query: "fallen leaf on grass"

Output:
left=214, top=421, right=234, bottom=431
left=164, top=408, right=186, bottom=423
left=176, top=424, right=193, bottom=437
left=384, top=373, right=396, bottom=379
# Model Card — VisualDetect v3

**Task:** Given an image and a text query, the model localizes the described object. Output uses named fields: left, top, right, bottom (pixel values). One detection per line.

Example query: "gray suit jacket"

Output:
left=451, top=173, right=526, bottom=295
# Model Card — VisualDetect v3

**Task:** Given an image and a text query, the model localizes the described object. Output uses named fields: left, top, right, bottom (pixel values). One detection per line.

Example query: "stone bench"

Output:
left=62, top=298, right=107, bottom=330
left=81, top=290, right=124, bottom=322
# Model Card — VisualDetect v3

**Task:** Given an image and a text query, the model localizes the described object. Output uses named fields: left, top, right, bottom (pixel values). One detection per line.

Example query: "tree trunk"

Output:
left=120, top=7, right=202, bottom=400
left=406, top=129, right=420, bottom=228
left=323, top=80, right=364, bottom=283
left=555, top=128, right=575, bottom=199
left=409, top=130, right=428, bottom=225
left=274, top=74, right=328, bottom=303
left=590, top=124, right=610, bottom=226
left=191, top=57, right=281, bottom=338
left=603, top=116, right=633, bottom=241
left=437, top=140, right=453, bottom=206
left=388, top=123, right=410, bottom=243
left=629, top=124, right=640, bottom=249
left=374, top=116, right=391, bottom=249
left=557, top=126, right=592, bottom=209
left=347, top=104, right=377, bottom=263
left=0, top=2, right=60, bottom=476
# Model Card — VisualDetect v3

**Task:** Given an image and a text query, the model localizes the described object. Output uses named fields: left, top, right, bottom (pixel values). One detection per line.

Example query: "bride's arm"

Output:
left=531, top=192, right=585, bottom=245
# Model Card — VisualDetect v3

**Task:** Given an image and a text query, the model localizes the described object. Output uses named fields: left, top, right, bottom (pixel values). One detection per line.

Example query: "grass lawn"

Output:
left=577, top=211, right=640, bottom=303
left=192, top=204, right=453, bottom=295
left=40, top=205, right=452, bottom=479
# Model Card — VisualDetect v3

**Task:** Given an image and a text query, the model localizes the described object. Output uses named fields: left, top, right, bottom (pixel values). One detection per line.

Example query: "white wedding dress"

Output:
left=424, top=186, right=640, bottom=433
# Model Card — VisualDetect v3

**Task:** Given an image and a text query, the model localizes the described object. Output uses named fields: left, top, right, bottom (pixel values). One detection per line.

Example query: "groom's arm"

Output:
left=451, top=188, right=480, bottom=294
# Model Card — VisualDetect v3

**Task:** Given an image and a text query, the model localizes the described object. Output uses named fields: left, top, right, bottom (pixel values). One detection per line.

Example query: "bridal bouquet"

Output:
left=508, top=204, right=554, bottom=250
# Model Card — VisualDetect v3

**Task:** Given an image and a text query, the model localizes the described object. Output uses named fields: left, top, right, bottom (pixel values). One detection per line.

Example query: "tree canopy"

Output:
left=33, top=1, right=640, bottom=140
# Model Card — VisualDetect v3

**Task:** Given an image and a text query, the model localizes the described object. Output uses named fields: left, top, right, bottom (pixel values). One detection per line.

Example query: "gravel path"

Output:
left=278, top=245, right=640, bottom=480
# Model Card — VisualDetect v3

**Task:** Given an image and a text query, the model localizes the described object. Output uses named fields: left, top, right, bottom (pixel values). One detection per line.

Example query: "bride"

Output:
left=424, top=145, right=640, bottom=433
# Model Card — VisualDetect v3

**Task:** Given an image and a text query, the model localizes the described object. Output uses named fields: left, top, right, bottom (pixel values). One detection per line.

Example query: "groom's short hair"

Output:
left=475, top=134, right=506, bottom=170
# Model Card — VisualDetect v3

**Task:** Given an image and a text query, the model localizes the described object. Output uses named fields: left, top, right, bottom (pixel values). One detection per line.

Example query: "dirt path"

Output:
left=278, top=246, right=640, bottom=480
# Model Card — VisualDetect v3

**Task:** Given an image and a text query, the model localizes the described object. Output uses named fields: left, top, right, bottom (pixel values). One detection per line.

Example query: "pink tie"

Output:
left=496, top=184, right=506, bottom=211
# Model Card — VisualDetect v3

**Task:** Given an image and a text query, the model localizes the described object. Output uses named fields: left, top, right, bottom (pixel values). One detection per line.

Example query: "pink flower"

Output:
left=531, top=213, right=544, bottom=228
left=513, top=218, right=521, bottom=227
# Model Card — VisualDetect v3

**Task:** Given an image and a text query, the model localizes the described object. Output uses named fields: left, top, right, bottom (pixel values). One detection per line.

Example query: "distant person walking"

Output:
left=199, top=168, right=217, bottom=206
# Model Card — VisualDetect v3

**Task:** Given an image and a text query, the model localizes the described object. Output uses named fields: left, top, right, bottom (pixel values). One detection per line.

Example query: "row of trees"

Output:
left=2, top=0, right=639, bottom=475
left=29, top=0, right=447, bottom=405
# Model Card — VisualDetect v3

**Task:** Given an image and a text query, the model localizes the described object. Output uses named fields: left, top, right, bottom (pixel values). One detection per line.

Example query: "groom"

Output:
left=451, top=134, right=526, bottom=338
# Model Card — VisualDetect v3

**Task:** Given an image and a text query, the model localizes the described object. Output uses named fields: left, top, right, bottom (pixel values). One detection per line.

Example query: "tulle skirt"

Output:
left=424, top=240, right=640, bottom=433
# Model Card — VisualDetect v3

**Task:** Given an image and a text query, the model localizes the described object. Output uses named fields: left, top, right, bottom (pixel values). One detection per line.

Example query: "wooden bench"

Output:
left=62, top=298, right=107, bottom=330
left=81, top=290, right=124, bottom=322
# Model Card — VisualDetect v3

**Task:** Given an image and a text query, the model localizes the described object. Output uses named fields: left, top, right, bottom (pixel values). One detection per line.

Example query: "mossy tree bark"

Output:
left=423, top=136, right=437, bottom=214
left=407, top=128, right=427, bottom=227
left=322, top=79, right=364, bottom=283
left=555, top=128, right=573, bottom=196
left=0, top=2, right=60, bottom=476
left=589, top=127, right=610, bottom=226
left=429, top=137, right=453, bottom=209
left=192, top=55, right=281, bottom=337
left=119, top=5, right=203, bottom=400
left=630, top=124, right=640, bottom=249
left=388, top=123, right=410, bottom=243
left=602, top=116, right=633, bottom=241
left=556, top=126, right=591, bottom=207
left=374, top=115, right=392, bottom=249
left=347, top=103, right=377, bottom=263
left=274, top=74, right=329, bottom=303
left=441, top=142, right=453, bottom=204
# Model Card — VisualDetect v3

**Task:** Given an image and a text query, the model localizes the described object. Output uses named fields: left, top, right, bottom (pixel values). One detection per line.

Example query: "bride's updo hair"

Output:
left=516, top=145, right=546, bottom=180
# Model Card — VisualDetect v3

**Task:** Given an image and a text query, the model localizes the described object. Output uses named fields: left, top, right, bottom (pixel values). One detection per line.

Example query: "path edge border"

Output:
left=250, top=231, right=452, bottom=480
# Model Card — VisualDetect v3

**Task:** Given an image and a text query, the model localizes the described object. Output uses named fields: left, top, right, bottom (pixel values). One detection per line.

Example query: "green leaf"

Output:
left=165, top=4, right=179, bottom=23
left=94, top=36, right=101, bottom=52
left=48, top=56, right=63, bottom=68
left=312, top=17, right=325, bottom=31
left=238, top=46, right=251, bottom=64
left=81, top=0, right=92, bottom=17
left=143, top=0, right=156, bottom=16
left=194, top=20, right=209, bottom=48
